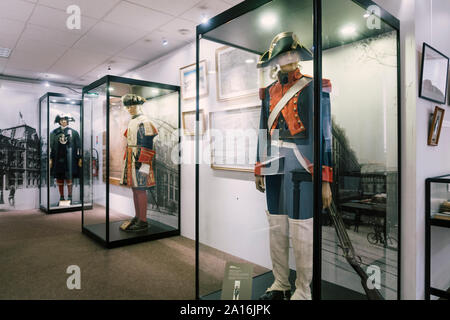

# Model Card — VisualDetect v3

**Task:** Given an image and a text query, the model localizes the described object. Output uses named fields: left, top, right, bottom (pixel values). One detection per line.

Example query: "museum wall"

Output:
left=0, top=79, right=77, bottom=211
left=414, top=0, right=450, bottom=300
left=375, top=0, right=450, bottom=300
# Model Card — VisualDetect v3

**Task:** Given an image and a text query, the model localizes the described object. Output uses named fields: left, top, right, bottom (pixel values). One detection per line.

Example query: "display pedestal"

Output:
left=201, top=270, right=366, bottom=300
left=83, top=218, right=180, bottom=248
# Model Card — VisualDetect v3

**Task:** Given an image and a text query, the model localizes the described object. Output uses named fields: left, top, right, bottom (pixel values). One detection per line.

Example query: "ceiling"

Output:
left=0, top=0, right=243, bottom=86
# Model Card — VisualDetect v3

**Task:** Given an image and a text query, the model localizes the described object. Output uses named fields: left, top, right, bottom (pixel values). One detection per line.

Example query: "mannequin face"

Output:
left=280, top=61, right=299, bottom=73
left=59, top=119, right=68, bottom=127
left=126, top=105, right=139, bottom=116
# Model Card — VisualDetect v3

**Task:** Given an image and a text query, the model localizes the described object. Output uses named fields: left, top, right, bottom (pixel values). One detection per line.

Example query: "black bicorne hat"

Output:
left=257, top=32, right=313, bottom=69
left=55, top=114, right=75, bottom=124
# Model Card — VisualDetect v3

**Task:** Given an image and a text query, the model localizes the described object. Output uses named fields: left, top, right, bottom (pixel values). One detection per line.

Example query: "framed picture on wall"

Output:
left=419, top=43, right=449, bottom=104
left=216, top=46, right=260, bottom=101
left=428, top=106, right=445, bottom=146
left=180, top=60, right=208, bottom=100
left=182, top=109, right=206, bottom=136
left=209, top=105, right=261, bottom=172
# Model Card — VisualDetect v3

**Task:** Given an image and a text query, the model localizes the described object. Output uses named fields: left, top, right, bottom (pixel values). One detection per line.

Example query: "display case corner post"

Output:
left=195, top=31, right=200, bottom=300
left=80, top=91, right=84, bottom=227
left=424, top=179, right=431, bottom=300
left=312, top=0, right=323, bottom=301
left=106, top=77, right=110, bottom=244
left=396, top=26, right=402, bottom=302
left=47, top=92, right=50, bottom=213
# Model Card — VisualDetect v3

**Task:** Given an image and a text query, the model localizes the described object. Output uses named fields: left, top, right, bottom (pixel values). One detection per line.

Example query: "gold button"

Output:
left=294, top=107, right=297, bottom=111
left=297, top=120, right=301, bottom=124
left=295, top=114, right=298, bottom=118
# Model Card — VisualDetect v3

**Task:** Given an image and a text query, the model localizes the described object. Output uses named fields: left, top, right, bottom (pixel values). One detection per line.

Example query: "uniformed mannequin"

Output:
left=255, top=32, right=333, bottom=300
left=49, top=114, right=82, bottom=203
left=119, top=94, right=158, bottom=232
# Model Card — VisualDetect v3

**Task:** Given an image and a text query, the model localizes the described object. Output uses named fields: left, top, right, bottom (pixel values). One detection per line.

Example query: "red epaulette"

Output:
left=303, top=74, right=332, bottom=93
left=259, top=88, right=265, bottom=100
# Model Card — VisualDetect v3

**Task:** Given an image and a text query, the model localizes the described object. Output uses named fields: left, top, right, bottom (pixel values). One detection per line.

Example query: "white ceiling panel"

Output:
left=21, top=24, right=82, bottom=47
left=116, top=38, right=160, bottom=61
left=0, top=34, right=20, bottom=49
left=0, top=19, right=26, bottom=38
left=38, top=0, right=121, bottom=20
left=0, top=58, right=7, bottom=73
left=221, top=0, right=245, bottom=6
left=14, top=36, right=68, bottom=57
left=84, top=56, right=143, bottom=79
left=103, top=1, right=173, bottom=33
left=127, top=0, right=201, bottom=16
left=180, top=0, right=231, bottom=24
left=7, top=49, right=61, bottom=72
left=0, top=0, right=35, bottom=22
left=158, top=18, right=197, bottom=42
left=29, top=5, right=98, bottom=34
left=2, top=66, right=42, bottom=79
left=118, top=31, right=187, bottom=62
left=73, top=21, right=147, bottom=55
left=48, top=48, right=110, bottom=78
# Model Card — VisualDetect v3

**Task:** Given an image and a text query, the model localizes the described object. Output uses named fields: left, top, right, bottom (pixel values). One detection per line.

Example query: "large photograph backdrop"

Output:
left=0, top=85, right=41, bottom=211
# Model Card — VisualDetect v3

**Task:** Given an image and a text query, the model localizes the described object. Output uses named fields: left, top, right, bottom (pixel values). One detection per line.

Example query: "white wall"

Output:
left=375, top=0, right=450, bottom=299
left=414, top=0, right=450, bottom=299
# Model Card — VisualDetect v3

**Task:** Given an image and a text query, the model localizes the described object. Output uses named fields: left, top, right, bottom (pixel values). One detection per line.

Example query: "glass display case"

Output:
left=39, top=92, right=88, bottom=213
left=425, top=175, right=450, bottom=300
left=195, top=0, right=400, bottom=300
left=82, top=76, right=181, bottom=248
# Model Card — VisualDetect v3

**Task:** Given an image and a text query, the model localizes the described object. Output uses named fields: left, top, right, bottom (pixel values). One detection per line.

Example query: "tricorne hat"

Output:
left=257, top=32, right=313, bottom=69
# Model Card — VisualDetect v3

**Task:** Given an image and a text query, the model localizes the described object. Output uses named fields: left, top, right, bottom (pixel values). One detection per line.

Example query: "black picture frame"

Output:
left=419, top=43, right=449, bottom=105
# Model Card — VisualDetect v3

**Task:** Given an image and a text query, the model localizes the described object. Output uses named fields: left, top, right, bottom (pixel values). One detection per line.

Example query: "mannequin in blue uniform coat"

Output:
left=255, top=32, right=333, bottom=300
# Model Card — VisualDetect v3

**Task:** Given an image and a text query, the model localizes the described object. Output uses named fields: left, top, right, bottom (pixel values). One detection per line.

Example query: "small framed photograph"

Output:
left=428, top=106, right=445, bottom=146
left=182, top=109, right=205, bottom=136
left=180, top=60, right=208, bottom=100
left=419, top=43, right=449, bottom=104
left=216, top=46, right=259, bottom=101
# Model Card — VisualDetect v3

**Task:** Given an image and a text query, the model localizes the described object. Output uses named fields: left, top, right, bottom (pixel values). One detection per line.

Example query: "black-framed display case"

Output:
left=39, top=92, right=89, bottom=214
left=81, top=76, right=181, bottom=248
left=195, top=0, right=401, bottom=300
left=425, top=175, right=450, bottom=300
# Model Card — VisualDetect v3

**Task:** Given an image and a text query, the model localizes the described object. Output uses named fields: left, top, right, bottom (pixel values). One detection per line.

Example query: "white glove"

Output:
left=139, top=163, right=150, bottom=175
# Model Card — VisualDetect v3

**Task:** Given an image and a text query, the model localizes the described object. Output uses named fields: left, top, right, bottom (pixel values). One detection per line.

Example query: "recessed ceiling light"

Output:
left=70, top=101, right=75, bottom=104
left=363, top=12, right=371, bottom=18
left=162, top=39, right=168, bottom=46
left=260, top=12, right=277, bottom=29
left=152, top=89, right=159, bottom=95
left=0, top=47, right=11, bottom=58
left=44, top=81, right=50, bottom=87
left=109, top=87, right=114, bottom=92
left=178, top=28, right=190, bottom=36
left=245, top=59, right=255, bottom=64
left=66, top=98, right=70, bottom=101
left=51, top=100, right=57, bottom=103
left=340, top=25, right=357, bottom=37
